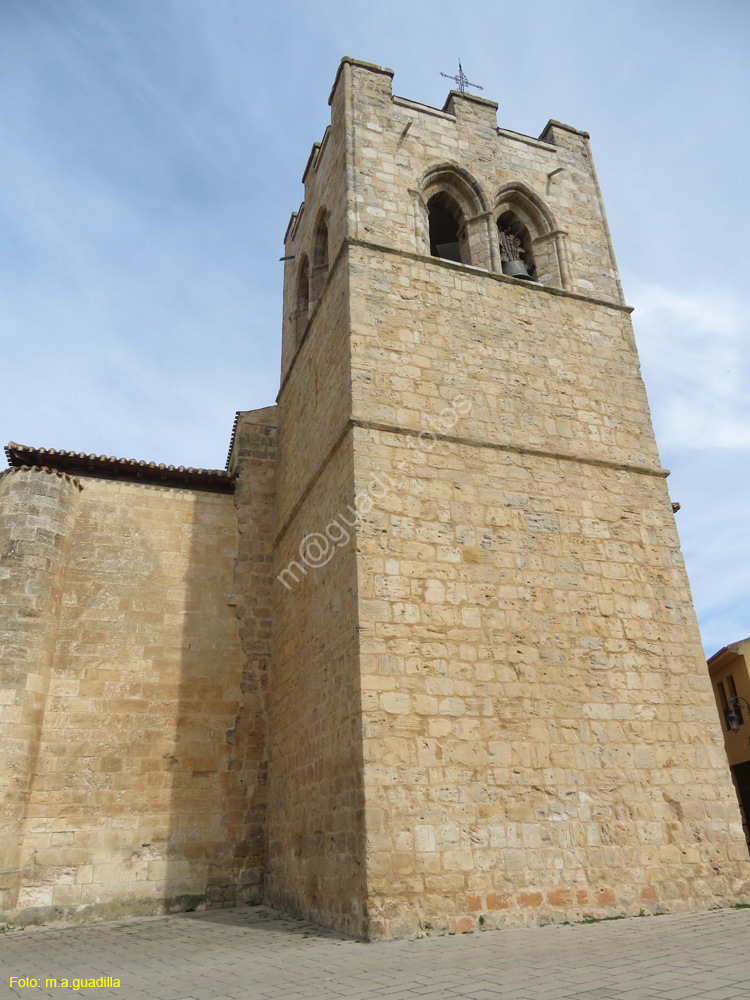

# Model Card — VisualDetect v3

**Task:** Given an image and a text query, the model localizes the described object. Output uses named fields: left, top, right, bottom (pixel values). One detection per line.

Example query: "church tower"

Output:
left=266, top=57, right=750, bottom=939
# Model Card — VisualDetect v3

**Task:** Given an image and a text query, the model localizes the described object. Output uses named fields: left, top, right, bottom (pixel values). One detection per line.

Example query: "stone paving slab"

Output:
left=2, top=906, right=750, bottom=1000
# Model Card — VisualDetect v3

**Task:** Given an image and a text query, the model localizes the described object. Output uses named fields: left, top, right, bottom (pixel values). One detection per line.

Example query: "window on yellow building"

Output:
left=727, top=674, right=744, bottom=725
left=717, top=680, right=729, bottom=728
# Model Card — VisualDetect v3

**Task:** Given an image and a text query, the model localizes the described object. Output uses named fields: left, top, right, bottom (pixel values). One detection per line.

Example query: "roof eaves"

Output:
left=5, top=443, right=236, bottom=494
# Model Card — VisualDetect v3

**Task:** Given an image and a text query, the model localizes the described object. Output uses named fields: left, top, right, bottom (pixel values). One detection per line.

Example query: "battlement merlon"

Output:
left=443, top=89, right=499, bottom=129
left=539, top=118, right=590, bottom=143
left=328, top=56, right=395, bottom=108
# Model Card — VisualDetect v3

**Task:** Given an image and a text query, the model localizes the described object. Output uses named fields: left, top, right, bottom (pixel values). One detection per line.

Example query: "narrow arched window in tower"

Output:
left=312, top=213, right=329, bottom=300
left=428, top=193, right=464, bottom=263
left=497, top=211, right=536, bottom=281
left=295, top=255, right=310, bottom=344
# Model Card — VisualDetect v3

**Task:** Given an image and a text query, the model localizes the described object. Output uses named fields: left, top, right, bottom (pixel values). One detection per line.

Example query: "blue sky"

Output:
left=1, top=0, right=748, bottom=654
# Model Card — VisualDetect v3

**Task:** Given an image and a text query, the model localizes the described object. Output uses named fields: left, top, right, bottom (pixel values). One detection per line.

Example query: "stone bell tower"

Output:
left=267, top=57, right=750, bottom=939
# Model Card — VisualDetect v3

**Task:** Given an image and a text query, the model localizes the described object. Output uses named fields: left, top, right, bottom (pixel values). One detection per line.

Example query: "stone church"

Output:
left=1, top=57, right=748, bottom=939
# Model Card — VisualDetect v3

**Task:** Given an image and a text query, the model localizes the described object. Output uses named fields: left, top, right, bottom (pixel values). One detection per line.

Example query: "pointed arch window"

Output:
left=295, top=254, right=310, bottom=344
left=298, top=255, right=310, bottom=315
left=497, top=211, right=535, bottom=281
left=493, top=183, right=568, bottom=288
left=418, top=163, right=490, bottom=269
left=428, top=193, right=464, bottom=263
left=312, top=212, right=329, bottom=300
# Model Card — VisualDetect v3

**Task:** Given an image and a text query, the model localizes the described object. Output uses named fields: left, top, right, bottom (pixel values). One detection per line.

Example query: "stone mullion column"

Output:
left=409, top=189, right=429, bottom=256
left=531, top=229, right=572, bottom=290
left=0, top=467, right=81, bottom=914
left=463, top=213, right=496, bottom=271
left=553, top=230, right=572, bottom=290
left=481, top=210, right=501, bottom=274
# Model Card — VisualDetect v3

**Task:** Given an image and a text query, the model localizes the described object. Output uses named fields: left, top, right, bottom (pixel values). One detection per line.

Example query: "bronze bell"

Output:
left=502, top=259, right=533, bottom=280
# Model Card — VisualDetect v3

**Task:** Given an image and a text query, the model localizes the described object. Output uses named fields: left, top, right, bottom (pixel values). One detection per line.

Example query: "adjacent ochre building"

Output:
left=2, top=57, right=749, bottom=939
left=708, top=638, right=750, bottom=850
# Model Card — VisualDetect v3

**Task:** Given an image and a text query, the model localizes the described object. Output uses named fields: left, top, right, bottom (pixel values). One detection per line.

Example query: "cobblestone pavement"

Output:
left=3, top=905, right=750, bottom=1000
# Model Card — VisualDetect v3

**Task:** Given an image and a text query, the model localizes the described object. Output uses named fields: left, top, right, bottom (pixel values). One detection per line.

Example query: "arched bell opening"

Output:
left=295, top=255, right=310, bottom=345
left=497, top=211, right=536, bottom=281
left=428, top=193, right=465, bottom=264
left=418, top=162, right=490, bottom=269
left=311, top=211, right=329, bottom=301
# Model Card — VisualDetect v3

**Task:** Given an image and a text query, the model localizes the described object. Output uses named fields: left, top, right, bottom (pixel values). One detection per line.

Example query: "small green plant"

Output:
left=478, top=915, right=485, bottom=927
left=581, top=912, right=626, bottom=924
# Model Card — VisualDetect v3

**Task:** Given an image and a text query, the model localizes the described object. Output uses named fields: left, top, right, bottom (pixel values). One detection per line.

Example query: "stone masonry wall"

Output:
left=228, top=406, right=278, bottom=902
left=276, top=249, right=351, bottom=530
left=269, top=220, right=367, bottom=932
left=0, top=468, right=82, bottom=913
left=267, top=432, right=366, bottom=936
left=355, top=427, right=749, bottom=937
left=346, top=244, right=750, bottom=937
left=349, top=244, right=655, bottom=473
left=1, top=475, right=256, bottom=926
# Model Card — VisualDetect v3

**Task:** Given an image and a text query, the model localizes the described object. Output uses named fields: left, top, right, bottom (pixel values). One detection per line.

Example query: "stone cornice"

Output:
left=347, top=238, right=634, bottom=313
left=277, top=236, right=635, bottom=404
left=352, top=418, right=669, bottom=480
left=273, top=415, right=669, bottom=551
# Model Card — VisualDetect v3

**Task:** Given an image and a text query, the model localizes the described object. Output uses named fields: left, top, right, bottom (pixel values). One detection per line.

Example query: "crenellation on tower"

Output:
left=442, top=88, right=499, bottom=128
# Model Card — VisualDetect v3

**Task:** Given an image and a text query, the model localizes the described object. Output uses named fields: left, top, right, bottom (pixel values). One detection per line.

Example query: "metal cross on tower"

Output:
left=440, top=59, right=483, bottom=95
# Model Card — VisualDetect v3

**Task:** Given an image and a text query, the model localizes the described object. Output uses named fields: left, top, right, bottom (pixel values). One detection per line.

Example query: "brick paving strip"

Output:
left=2, top=906, right=750, bottom=1000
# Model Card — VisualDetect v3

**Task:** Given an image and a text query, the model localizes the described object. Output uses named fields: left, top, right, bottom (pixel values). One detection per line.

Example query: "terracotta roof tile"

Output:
left=4, top=443, right=235, bottom=493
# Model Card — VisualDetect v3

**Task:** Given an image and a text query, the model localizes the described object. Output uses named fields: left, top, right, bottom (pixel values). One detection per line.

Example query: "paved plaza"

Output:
left=2, top=905, right=750, bottom=1000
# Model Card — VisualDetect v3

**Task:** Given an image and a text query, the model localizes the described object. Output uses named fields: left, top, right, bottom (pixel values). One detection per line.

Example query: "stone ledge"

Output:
left=497, top=126, right=557, bottom=152
left=273, top=415, right=670, bottom=551
left=352, top=418, right=670, bottom=480
left=348, top=238, right=634, bottom=313
left=392, top=96, right=454, bottom=122
left=277, top=235, right=634, bottom=406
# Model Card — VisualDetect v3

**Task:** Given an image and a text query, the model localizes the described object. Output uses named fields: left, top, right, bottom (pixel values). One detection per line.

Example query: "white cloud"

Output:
left=670, top=453, right=750, bottom=656
left=627, top=278, right=750, bottom=653
left=628, top=279, right=750, bottom=451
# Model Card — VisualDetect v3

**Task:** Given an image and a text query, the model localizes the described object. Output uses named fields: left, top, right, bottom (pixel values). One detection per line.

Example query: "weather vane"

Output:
left=440, top=59, right=483, bottom=95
